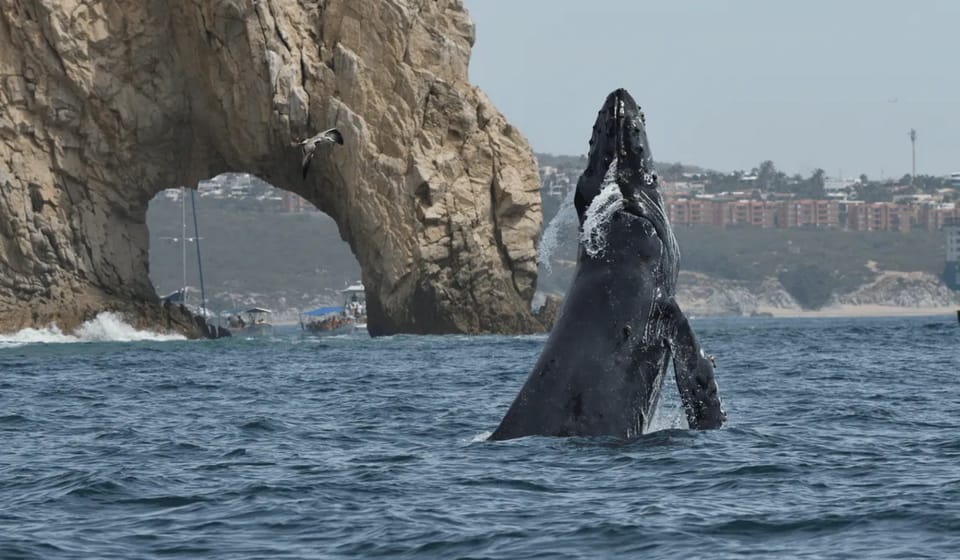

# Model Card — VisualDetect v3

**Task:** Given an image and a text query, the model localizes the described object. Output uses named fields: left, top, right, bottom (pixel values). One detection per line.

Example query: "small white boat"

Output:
left=226, top=307, right=274, bottom=336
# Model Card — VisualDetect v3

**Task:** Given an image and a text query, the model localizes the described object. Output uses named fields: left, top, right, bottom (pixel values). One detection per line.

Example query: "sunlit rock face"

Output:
left=0, top=0, right=543, bottom=335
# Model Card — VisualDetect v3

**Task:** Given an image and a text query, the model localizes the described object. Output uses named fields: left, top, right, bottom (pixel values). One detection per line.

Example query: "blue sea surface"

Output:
left=1, top=315, right=959, bottom=558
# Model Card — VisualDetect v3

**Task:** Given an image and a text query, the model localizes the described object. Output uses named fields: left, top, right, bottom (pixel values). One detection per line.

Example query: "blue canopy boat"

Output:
left=300, top=284, right=367, bottom=335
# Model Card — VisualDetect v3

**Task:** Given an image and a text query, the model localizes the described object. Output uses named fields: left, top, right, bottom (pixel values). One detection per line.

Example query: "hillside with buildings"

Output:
left=540, top=157, right=960, bottom=233
left=146, top=163, right=960, bottom=321
left=538, top=155, right=960, bottom=314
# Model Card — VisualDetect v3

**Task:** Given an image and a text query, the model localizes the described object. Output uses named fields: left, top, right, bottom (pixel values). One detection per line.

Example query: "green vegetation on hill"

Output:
left=777, top=264, right=835, bottom=310
left=539, top=219, right=947, bottom=309
left=676, top=226, right=945, bottom=308
left=674, top=226, right=943, bottom=280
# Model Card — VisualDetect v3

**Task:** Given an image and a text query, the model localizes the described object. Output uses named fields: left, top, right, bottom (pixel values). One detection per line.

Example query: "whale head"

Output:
left=573, top=89, right=679, bottom=287
left=574, top=88, right=659, bottom=225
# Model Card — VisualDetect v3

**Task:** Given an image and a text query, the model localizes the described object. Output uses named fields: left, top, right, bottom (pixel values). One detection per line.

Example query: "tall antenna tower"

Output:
left=909, top=128, right=917, bottom=186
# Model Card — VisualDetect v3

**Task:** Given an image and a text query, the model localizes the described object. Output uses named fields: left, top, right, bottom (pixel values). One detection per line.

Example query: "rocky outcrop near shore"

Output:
left=676, top=272, right=798, bottom=317
left=539, top=266, right=958, bottom=320
left=677, top=270, right=959, bottom=317
left=0, top=0, right=542, bottom=335
left=834, top=270, right=960, bottom=308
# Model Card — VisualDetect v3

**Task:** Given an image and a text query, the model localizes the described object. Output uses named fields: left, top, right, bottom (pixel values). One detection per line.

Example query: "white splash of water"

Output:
left=74, top=312, right=185, bottom=342
left=578, top=158, right=626, bottom=258
left=580, top=160, right=625, bottom=259
left=538, top=187, right=577, bottom=273
left=469, top=431, right=493, bottom=443
left=641, top=368, right=666, bottom=434
left=646, top=403, right=689, bottom=433
left=0, top=325, right=78, bottom=347
left=0, top=312, right=185, bottom=348
left=645, top=378, right=691, bottom=433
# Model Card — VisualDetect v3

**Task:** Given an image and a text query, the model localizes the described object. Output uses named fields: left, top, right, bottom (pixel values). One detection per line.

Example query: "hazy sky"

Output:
left=463, top=0, right=960, bottom=179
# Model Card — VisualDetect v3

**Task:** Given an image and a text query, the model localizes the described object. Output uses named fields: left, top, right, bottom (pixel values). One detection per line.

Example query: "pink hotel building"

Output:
left=664, top=197, right=960, bottom=232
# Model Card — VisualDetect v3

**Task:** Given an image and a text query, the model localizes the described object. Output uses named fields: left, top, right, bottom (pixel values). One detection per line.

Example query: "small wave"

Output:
left=707, top=514, right=864, bottom=537
left=65, top=479, right=127, bottom=499
left=0, top=312, right=184, bottom=347
left=239, top=417, right=286, bottom=432
left=221, top=448, right=248, bottom=458
left=199, top=461, right=277, bottom=471
left=0, top=413, right=29, bottom=425
left=460, top=476, right=556, bottom=493
left=720, top=463, right=797, bottom=477
left=506, top=333, right=549, bottom=342
left=119, top=495, right=208, bottom=509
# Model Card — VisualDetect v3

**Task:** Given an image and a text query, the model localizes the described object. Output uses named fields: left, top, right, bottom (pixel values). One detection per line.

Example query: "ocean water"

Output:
left=1, top=314, right=959, bottom=559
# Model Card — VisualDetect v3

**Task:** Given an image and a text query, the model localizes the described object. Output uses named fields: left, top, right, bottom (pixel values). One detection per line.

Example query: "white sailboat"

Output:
left=158, top=187, right=209, bottom=318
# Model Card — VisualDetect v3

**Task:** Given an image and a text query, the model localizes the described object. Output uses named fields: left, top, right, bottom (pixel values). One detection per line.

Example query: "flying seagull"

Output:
left=298, top=128, right=343, bottom=178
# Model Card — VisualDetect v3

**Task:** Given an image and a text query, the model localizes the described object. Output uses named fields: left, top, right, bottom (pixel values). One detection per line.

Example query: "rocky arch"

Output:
left=0, top=0, right=544, bottom=335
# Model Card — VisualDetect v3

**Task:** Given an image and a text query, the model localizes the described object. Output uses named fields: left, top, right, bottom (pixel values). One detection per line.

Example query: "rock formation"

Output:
left=835, top=270, right=960, bottom=308
left=0, top=0, right=543, bottom=335
left=541, top=266, right=959, bottom=318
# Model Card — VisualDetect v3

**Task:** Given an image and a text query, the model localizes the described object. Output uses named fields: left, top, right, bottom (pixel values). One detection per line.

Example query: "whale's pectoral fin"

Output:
left=661, top=298, right=726, bottom=430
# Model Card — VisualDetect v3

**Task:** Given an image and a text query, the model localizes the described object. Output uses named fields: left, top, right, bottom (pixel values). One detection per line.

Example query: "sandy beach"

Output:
left=755, top=305, right=958, bottom=319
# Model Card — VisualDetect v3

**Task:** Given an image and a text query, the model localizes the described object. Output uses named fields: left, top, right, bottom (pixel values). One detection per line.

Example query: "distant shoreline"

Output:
left=277, top=304, right=958, bottom=329
left=754, top=304, right=957, bottom=319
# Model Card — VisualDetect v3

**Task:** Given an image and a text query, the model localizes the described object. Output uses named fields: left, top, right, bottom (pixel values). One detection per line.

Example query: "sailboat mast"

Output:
left=181, top=186, right=187, bottom=305
left=190, top=189, right=208, bottom=317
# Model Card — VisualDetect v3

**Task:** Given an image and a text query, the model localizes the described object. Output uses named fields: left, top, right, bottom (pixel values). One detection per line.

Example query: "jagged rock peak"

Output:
left=0, top=0, right=543, bottom=335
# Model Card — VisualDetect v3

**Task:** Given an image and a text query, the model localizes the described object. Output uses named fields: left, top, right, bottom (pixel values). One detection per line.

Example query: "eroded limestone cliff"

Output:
left=0, top=0, right=543, bottom=335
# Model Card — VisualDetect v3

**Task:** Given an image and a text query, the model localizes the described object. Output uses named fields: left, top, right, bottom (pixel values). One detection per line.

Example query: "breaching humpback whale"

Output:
left=490, top=88, right=725, bottom=441
left=298, top=128, right=343, bottom=178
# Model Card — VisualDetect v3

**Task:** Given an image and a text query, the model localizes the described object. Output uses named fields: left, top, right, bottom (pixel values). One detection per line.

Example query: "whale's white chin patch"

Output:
left=580, top=158, right=624, bottom=258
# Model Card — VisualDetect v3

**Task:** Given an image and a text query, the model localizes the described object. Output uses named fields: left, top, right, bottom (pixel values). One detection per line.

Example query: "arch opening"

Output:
left=147, top=173, right=363, bottom=332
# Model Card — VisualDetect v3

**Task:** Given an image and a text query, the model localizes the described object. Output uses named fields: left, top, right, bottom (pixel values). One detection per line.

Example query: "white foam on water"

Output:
left=74, top=312, right=185, bottom=342
left=0, top=325, right=79, bottom=348
left=469, top=431, right=493, bottom=443
left=0, top=312, right=185, bottom=348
